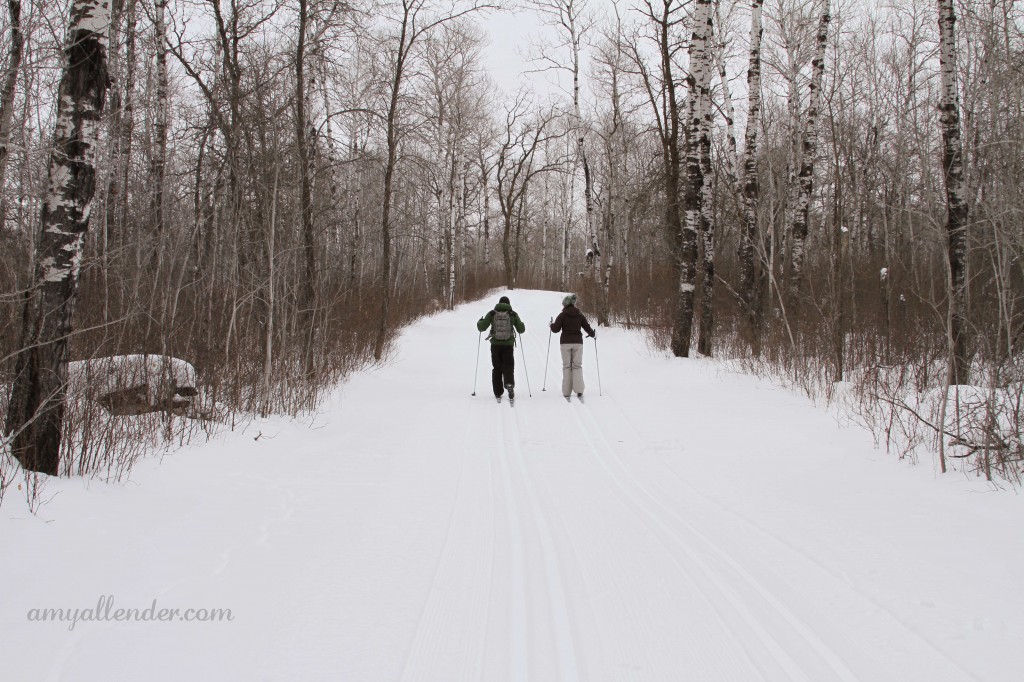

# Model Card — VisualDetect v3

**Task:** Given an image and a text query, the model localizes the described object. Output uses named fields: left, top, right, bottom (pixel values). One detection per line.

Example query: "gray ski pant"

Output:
left=560, top=343, right=585, bottom=397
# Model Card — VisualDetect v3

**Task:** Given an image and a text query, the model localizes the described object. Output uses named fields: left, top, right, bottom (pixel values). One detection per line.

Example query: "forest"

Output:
left=0, top=0, right=1021, bottom=506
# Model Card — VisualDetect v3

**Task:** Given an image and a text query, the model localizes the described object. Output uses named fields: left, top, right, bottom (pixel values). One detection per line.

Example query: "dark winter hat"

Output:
left=499, top=296, right=510, bottom=304
left=562, top=293, right=578, bottom=307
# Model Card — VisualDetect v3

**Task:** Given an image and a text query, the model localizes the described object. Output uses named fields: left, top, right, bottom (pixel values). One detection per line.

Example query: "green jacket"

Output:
left=477, top=303, right=525, bottom=345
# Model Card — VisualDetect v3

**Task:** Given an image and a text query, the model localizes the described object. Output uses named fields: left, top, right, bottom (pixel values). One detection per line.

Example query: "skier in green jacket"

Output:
left=477, top=296, right=526, bottom=401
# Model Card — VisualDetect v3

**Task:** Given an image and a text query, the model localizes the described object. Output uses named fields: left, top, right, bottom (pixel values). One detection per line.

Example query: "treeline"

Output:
left=0, top=0, right=1021, bottom=495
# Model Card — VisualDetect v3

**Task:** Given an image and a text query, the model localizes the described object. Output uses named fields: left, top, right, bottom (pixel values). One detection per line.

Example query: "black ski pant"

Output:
left=490, top=344, right=515, bottom=397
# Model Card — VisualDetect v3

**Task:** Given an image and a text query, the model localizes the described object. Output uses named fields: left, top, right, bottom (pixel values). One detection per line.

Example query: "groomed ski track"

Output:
left=5, top=289, right=1021, bottom=681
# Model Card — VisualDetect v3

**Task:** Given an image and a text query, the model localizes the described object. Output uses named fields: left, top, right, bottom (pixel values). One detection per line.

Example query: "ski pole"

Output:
left=542, top=317, right=552, bottom=391
left=471, top=331, right=482, bottom=396
left=518, top=334, right=532, bottom=396
left=593, top=335, right=602, bottom=396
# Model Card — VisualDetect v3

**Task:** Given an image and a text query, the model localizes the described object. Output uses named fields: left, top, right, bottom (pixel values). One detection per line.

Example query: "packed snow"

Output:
left=2, top=289, right=1022, bottom=681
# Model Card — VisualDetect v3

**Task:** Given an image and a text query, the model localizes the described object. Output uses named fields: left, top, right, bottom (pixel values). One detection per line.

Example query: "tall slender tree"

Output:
left=684, top=0, right=714, bottom=355
left=0, top=0, right=24, bottom=216
left=937, top=0, right=971, bottom=384
left=787, top=0, right=830, bottom=301
left=5, top=0, right=112, bottom=475
left=631, top=0, right=692, bottom=356
left=738, top=0, right=765, bottom=354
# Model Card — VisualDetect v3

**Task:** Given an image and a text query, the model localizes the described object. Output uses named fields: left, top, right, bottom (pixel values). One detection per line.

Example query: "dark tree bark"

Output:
left=632, top=0, right=692, bottom=356
left=295, top=0, right=318, bottom=368
left=5, top=0, right=111, bottom=475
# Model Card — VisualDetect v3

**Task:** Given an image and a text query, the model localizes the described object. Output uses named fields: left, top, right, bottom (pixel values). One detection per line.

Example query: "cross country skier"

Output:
left=477, top=295, right=526, bottom=402
left=549, top=293, right=595, bottom=401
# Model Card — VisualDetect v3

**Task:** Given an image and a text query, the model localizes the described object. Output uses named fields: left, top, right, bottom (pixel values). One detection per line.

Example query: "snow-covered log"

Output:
left=69, top=355, right=199, bottom=417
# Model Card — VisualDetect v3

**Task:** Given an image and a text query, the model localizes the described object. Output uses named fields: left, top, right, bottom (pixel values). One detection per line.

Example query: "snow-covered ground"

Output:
left=2, top=289, right=1021, bottom=681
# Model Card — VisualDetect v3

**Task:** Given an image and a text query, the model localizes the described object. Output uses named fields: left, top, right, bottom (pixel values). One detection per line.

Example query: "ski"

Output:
left=496, top=396, right=502, bottom=404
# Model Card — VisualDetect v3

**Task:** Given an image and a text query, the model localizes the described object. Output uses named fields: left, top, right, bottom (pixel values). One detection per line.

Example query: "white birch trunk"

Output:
left=937, top=0, right=971, bottom=383
left=149, top=0, right=169, bottom=247
left=739, top=0, right=764, bottom=353
left=789, top=1, right=830, bottom=300
left=679, top=0, right=713, bottom=356
left=5, top=0, right=111, bottom=475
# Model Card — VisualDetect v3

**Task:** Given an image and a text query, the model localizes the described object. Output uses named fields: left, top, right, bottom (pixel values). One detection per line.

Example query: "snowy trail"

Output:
left=3, top=289, right=1023, bottom=681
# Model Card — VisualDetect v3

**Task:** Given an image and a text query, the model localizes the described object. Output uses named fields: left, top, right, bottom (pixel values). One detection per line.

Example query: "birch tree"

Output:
left=787, top=0, right=829, bottom=301
left=530, top=0, right=606, bottom=321
left=684, top=0, right=714, bottom=356
left=148, top=0, right=169, bottom=250
left=937, top=0, right=971, bottom=384
left=5, top=0, right=111, bottom=475
left=691, top=0, right=716, bottom=356
left=738, top=0, right=765, bottom=353
left=0, top=0, right=24, bottom=210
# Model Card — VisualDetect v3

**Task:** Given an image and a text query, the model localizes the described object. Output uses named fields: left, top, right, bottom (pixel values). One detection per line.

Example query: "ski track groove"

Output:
left=503, top=393, right=582, bottom=681
left=562, top=398, right=789, bottom=681
left=496, top=400, right=532, bottom=682
left=527, top=331, right=678, bottom=681
left=572, top=400, right=863, bottom=681
left=600, top=391, right=979, bottom=682
left=551, top=401, right=699, bottom=682
left=515, top=404, right=654, bottom=682
left=398, top=395, right=479, bottom=682
left=645, top=426, right=981, bottom=682
left=475, top=399, right=498, bottom=681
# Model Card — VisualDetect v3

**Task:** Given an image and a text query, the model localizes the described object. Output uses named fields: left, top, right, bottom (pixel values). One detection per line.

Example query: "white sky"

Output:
left=480, top=4, right=563, bottom=99
left=478, top=0, right=618, bottom=102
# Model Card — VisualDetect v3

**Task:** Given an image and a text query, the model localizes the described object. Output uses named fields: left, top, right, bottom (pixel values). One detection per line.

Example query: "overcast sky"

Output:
left=478, top=0, right=615, bottom=102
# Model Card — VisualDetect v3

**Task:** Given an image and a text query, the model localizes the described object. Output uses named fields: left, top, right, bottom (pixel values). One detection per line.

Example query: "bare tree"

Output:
left=0, top=0, right=24, bottom=216
left=937, top=0, right=971, bottom=384
left=530, top=0, right=607, bottom=320
left=148, top=0, right=170, bottom=249
left=5, top=0, right=112, bottom=475
left=630, top=0, right=694, bottom=356
left=494, top=96, right=562, bottom=288
left=738, top=0, right=765, bottom=354
left=372, top=0, right=494, bottom=361
left=787, top=0, right=829, bottom=301
left=294, top=0, right=317, bottom=368
left=689, top=0, right=715, bottom=356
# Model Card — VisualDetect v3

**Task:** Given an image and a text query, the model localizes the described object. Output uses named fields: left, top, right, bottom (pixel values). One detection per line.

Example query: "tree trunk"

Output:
left=696, top=9, right=716, bottom=357
left=295, top=0, right=318, bottom=364
left=5, top=0, right=111, bottom=475
left=738, top=0, right=764, bottom=355
left=675, top=0, right=713, bottom=357
left=937, top=0, right=971, bottom=384
left=374, top=21, right=409, bottom=361
left=149, top=0, right=169, bottom=250
left=788, top=2, right=830, bottom=302
left=0, top=0, right=24, bottom=215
